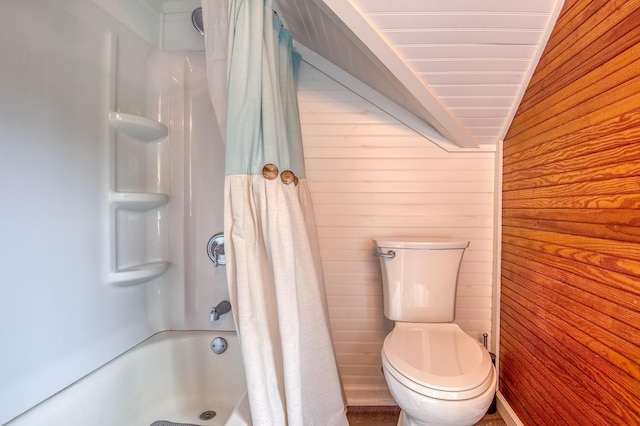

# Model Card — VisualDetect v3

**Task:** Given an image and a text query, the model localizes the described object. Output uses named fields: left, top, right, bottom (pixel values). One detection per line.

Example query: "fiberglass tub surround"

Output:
left=0, top=1, right=230, bottom=423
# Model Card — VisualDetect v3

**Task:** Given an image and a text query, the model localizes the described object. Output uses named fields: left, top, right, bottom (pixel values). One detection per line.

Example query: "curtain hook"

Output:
left=272, top=9, right=284, bottom=28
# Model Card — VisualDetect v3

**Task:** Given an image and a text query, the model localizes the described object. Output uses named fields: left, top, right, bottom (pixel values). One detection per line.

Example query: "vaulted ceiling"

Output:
left=273, top=0, right=564, bottom=148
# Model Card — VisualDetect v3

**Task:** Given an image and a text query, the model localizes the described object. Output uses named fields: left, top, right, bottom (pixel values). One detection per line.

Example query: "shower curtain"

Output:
left=203, top=0, right=348, bottom=424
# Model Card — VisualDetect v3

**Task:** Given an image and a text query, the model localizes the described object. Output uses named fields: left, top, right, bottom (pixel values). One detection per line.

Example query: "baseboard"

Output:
left=344, top=384, right=396, bottom=406
left=496, top=391, right=524, bottom=426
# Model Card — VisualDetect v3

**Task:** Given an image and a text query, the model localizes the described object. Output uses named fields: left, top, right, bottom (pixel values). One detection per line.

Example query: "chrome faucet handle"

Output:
left=207, top=233, right=226, bottom=267
left=211, top=247, right=219, bottom=267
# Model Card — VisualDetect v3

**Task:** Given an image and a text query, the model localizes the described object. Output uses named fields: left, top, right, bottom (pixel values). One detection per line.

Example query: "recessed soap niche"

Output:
left=106, top=34, right=170, bottom=285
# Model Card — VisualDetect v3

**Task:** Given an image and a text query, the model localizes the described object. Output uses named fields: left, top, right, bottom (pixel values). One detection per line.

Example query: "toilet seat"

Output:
left=382, top=323, right=493, bottom=401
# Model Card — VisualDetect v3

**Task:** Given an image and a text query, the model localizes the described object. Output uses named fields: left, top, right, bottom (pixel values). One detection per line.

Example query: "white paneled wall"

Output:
left=297, top=62, right=496, bottom=405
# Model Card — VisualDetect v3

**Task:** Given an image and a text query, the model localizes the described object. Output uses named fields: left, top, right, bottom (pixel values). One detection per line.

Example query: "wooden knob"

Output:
left=281, top=170, right=295, bottom=184
left=262, top=163, right=279, bottom=180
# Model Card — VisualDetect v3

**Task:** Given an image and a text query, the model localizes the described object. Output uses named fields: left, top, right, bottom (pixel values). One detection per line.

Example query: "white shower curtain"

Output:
left=203, top=1, right=348, bottom=424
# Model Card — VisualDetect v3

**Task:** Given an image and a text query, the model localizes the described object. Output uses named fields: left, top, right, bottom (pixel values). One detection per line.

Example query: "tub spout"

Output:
left=210, top=300, right=231, bottom=321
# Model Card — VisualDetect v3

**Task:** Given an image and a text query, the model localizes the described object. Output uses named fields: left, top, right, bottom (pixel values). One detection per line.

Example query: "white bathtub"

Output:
left=7, top=331, right=251, bottom=426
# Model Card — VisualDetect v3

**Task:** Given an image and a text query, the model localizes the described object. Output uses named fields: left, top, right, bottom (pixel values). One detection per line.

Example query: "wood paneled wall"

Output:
left=501, top=0, right=640, bottom=424
left=297, top=62, right=496, bottom=405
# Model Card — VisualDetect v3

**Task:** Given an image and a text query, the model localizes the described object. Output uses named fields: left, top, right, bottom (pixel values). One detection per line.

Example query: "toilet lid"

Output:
left=382, top=323, right=492, bottom=394
left=374, top=238, right=469, bottom=250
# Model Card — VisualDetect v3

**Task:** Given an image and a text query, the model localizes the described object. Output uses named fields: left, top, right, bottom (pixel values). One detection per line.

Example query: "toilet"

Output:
left=374, top=238, right=497, bottom=426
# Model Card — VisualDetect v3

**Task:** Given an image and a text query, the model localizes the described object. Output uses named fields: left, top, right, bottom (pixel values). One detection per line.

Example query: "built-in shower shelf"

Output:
left=106, top=108, right=170, bottom=285
left=108, top=261, right=170, bottom=285
left=110, top=192, right=169, bottom=211
left=109, top=111, right=168, bottom=142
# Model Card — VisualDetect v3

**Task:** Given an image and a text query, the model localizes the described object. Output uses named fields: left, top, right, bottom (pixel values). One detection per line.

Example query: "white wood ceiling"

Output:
left=273, top=0, right=564, bottom=148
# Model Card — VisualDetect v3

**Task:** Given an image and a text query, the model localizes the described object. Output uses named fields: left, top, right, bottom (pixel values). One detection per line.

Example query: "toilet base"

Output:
left=397, top=409, right=457, bottom=426
left=397, top=409, right=470, bottom=426
left=397, top=410, right=416, bottom=426
left=396, top=406, right=488, bottom=426
left=384, top=365, right=497, bottom=426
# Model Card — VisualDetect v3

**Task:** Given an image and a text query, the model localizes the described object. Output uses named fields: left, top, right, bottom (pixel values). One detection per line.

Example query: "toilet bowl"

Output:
left=381, top=323, right=497, bottom=426
left=373, top=238, right=497, bottom=426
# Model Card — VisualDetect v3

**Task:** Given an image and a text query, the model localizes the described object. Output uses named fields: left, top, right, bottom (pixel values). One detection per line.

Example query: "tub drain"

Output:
left=200, top=410, right=217, bottom=420
left=149, top=410, right=216, bottom=426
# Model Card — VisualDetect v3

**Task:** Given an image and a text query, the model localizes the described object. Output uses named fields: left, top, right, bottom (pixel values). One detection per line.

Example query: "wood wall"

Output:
left=297, top=61, right=496, bottom=405
left=500, top=0, right=640, bottom=424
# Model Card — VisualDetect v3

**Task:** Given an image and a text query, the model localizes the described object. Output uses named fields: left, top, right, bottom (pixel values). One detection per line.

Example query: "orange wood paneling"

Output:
left=500, top=0, right=640, bottom=424
left=520, top=3, right=640, bottom=113
left=503, top=108, right=640, bottom=168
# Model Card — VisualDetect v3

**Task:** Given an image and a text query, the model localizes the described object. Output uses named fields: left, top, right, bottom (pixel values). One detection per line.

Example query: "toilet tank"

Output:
left=374, top=238, right=469, bottom=322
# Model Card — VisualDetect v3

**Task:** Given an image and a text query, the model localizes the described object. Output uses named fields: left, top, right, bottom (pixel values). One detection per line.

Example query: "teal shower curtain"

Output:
left=205, top=0, right=348, bottom=424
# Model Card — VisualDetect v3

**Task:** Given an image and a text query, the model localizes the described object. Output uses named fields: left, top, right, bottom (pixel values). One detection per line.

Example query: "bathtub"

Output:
left=7, top=331, right=251, bottom=426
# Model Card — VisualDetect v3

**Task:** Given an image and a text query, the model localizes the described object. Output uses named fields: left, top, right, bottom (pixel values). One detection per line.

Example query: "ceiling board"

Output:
left=273, top=0, right=564, bottom=147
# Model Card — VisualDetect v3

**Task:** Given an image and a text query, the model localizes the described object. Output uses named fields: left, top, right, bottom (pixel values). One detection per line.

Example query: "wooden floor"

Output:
left=346, top=406, right=506, bottom=426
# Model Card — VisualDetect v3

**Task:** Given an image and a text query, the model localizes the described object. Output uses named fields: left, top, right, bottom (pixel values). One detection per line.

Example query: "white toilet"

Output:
left=374, top=238, right=497, bottom=426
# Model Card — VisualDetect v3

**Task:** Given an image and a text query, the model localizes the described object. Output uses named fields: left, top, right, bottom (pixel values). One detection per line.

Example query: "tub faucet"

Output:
left=210, top=300, right=231, bottom=321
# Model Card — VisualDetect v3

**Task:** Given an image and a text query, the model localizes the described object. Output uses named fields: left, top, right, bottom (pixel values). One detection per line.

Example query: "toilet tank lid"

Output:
left=374, top=238, right=469, bottom=249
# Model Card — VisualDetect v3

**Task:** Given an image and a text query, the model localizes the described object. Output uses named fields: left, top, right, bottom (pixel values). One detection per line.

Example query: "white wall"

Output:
left=297, top=62, right=497, bottom=404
